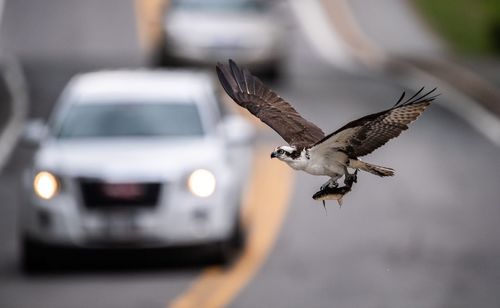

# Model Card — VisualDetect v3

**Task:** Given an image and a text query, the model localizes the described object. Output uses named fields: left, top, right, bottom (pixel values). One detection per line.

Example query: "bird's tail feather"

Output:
left=349, top=159, right=394, bottom=177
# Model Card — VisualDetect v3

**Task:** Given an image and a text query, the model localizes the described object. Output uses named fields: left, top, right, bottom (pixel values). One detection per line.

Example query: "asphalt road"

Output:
left=1, top=1, right=500, bottom=308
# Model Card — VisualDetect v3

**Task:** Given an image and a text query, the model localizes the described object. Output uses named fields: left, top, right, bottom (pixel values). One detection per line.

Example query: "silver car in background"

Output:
left=159, top=0, right=286, bottom=78
left=19, top=70, right=254, bottom=270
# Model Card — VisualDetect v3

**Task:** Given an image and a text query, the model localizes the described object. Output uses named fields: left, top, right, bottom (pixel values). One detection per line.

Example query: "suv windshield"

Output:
left=55, top=103, right=204, bottom=139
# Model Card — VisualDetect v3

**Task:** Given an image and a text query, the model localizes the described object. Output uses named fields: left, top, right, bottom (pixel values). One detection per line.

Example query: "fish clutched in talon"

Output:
left=313, top=170, right=358, bottom=212
left=313, top=185, right=352, bottom=207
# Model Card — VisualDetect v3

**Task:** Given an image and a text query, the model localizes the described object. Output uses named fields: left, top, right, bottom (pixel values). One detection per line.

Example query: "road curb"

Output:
left=0, top=54, right=28, bottom=171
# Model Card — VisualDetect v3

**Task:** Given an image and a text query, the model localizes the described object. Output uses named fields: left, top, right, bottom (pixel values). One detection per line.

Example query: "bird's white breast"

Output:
left=286, top=148, right=347, bottom=176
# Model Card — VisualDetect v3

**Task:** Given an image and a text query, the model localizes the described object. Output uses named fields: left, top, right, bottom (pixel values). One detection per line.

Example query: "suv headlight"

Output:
left=187, top=169, right=216, bottom=198
left=33, top=171, right=60, bottom=200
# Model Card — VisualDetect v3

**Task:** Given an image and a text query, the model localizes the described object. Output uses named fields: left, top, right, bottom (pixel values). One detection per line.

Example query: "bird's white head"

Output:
left=270, top=145, right=300, bottom=162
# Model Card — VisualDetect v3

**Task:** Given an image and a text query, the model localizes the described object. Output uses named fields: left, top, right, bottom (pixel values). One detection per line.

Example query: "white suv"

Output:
left=19, top=70, right=254, bottom=269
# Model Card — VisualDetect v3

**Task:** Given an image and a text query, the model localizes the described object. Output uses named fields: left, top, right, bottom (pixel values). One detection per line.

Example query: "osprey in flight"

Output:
left=216, top=60, right=436, bottom=191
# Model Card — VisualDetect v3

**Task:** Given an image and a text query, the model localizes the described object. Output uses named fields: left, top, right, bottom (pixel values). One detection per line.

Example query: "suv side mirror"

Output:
left=21, top=119, right=48, bottom=146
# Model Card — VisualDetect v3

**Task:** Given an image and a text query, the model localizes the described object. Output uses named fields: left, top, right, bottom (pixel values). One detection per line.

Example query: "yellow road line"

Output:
left=169, top=146, right=294, bottom=308
left=134, top=0, right=168, bottom=52
left=134, top=4, right=292, bottom=304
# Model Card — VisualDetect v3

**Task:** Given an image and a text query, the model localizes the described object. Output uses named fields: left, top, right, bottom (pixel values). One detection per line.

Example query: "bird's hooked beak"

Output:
left=270, top=151, right=277, bottom=159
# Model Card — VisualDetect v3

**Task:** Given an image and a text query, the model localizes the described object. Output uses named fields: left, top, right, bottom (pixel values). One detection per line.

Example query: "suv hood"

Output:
left=34, top=138, right=226, bottom=181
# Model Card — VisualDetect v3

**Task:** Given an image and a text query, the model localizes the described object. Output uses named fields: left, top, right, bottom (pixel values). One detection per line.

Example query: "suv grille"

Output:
left=80, top=179, right=161, bottom=209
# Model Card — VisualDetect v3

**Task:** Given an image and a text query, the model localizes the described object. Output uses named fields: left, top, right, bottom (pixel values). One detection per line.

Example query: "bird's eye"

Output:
left=277, top=149, right=284, bottom=155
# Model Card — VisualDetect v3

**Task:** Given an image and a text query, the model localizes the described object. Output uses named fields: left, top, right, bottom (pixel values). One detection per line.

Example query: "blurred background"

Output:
left=1, top=0, right=500, bottom=307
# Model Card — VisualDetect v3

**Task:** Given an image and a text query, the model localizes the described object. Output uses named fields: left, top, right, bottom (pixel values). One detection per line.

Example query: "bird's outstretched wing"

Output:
left=311, top=87, right=437, bottom=158
left=216, top=59, right=325, bottom=148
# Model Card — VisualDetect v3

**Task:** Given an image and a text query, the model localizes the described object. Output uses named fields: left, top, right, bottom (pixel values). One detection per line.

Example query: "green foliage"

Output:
left=413, top=0, right=500, bottom=55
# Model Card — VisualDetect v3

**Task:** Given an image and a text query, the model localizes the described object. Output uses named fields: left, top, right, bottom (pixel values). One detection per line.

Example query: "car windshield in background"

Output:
left=56, top=103, right=204, bottom=139
left=171, top=0, right=269, bottom=12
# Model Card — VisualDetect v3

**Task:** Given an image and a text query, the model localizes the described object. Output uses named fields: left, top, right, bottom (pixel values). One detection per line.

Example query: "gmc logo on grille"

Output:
left=101, top=183, right=145, bottom=200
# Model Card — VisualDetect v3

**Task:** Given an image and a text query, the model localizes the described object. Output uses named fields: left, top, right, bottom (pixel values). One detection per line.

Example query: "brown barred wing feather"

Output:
left=216, top=60, right=325, bottom=148
left=312, top=88, right=437, bottom=157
